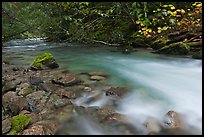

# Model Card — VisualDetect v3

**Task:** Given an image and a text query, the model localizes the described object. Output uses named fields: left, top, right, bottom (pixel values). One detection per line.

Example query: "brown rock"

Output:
left=106, top=87, right=129, bottom=97
left=55, top=89, right=82, bottom=99
left=52, top=72, right=81, bottom=86
left=2, top=118, right=12, bottom=134
left=163, top=110, right=183, bottom=129
left=2, top=91, right=29, bottom=115
left=21, top=125, right=45, bottom=135
left=19, top=110, right=39, bottom=124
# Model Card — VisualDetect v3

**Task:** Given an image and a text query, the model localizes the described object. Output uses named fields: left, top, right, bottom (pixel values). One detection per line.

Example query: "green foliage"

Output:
left=2, top=2, right=202, bottom=43
left=10, top=114, right=32, bottom=134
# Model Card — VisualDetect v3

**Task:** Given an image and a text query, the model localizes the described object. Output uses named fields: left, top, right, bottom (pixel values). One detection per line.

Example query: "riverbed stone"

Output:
left=106, top=87, right=129, bottom=97
left=26, top=90, right=49, bottom=113
left=19, top=110, right=39, bottom=124
left=163, top=110, right=183, bottom=129
left=2, top=91, right=30, bottom=115
left=2, top=118, right=12, bottom=134
left=88, top=71, right=109, bottom=77
left=90, top=75, right=106, bottom=81
left=38, top=82, right=58, bottom=92
left=16, top=82, right=34, bottom=97
left=51, top=72, right=81, bottom=86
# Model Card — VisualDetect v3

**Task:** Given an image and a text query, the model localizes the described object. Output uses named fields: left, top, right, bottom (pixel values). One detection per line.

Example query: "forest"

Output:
left=2, top=2, right=202, bottom=135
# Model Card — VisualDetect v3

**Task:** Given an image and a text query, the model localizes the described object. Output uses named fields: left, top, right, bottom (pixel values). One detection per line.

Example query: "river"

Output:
left=2, top=38, right=202, bottom=134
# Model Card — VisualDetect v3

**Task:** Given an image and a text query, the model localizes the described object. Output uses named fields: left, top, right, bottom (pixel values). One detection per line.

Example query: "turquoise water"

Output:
left=3, top=39, right=202, bottom=134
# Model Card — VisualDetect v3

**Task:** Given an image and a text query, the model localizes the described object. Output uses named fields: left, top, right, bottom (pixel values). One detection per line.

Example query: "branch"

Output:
left=85, top=38, right=120, bottom=46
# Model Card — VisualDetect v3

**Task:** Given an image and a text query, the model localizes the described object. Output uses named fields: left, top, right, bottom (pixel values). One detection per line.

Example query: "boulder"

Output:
left=51, top=72, right=81, bottom=86
left=2, top=91, right=30, bottom=115
left=30, top=52, right=59, bottom=70
left=38, top=82, right=59, bottom=92
left=2, top=79, right=21, bottom=94
left=144, top=117, right=162, bottom=134
left=26, top=90, right=49, bottom=113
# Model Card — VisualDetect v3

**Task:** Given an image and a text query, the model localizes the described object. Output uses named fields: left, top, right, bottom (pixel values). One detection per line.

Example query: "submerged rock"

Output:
left=90, top=75, right=106, bottom=81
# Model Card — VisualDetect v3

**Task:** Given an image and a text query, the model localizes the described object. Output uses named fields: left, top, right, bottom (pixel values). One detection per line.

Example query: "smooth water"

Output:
left=2, top=38, right=202, bottom=134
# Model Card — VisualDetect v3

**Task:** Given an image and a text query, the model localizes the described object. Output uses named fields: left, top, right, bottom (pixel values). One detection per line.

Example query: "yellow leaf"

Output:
left=181, top=9, right=185, bottom=14
left=158, top=30, right=161, bottom=33
left=170, top=6, right=175, bottom=10
left=157, top=8, right=161, bottom=11
left=158, top=27, right=161, bottom=30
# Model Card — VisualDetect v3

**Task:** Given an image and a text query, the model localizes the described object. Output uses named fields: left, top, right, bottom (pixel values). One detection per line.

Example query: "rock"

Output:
left=21, top=125, right=45, bottom=135
left=22, top=120, right=58, bottom=135
left=144, top=117, right=161, bottom=134
left=52, top=72, right=81, bottom=86
left=2, top=80, right=20, bottom=94
left=9, top=114, right=32, bottom=134
left=38, top=82, right=58, bottom=92
left=163, top=110, right=183, bottom=129
left=19, top=110, right=39, bottom=124
left=29, top=75, right=44, bottom=89
left=46, top=93, right=71, bottom=109
left=2, top=91, right=30, bottom=115
left=16, top=83, right=34, bottom=97
left=30, top=52, right=59, bottom=70
left=26, top=90, right=49, bottom=113
left=12, top=67, right=20, bottom=71
left=2, top=118, right=12, bottom=134
left=106, top=87, right=129, bottom=97
left=88, top=71, right=109, bottom=77
left=55, top=89, right=82, bottom=99
left=157, top=42, right=190, bottom=55
left=90, top=75, right=106, bottom=81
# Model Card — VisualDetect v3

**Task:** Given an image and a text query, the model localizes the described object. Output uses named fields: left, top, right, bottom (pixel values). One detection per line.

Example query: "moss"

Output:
left=9, top=114, right=32, bottom=134
left=151, top=36, right=170, bottom=50
left=192, top=50, right=202, bottom=59
left=157, top=42, right=190, bottom=55
left=31, top=52, right=54, bottom=68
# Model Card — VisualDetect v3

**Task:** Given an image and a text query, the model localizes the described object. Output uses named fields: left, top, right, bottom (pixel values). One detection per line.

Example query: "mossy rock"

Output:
left=192, top=50, right=202, bottom=59
left=157, top=42, right=190, bottom=55
left=151, top=36, right=170, bottom=50
left=9, top=114, right=32, bottom=134
left=31, top=52, right=59, bottom=70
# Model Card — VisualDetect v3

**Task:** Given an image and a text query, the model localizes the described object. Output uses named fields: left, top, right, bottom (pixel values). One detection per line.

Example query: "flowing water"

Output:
left=2, top=38, right=202, bottom=134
